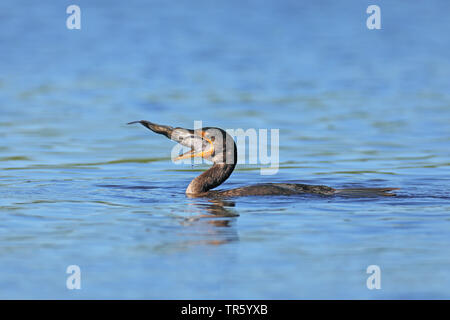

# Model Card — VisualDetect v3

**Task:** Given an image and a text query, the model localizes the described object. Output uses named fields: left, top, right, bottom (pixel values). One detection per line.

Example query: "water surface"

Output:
left=1, top=0, right=450, bottom=299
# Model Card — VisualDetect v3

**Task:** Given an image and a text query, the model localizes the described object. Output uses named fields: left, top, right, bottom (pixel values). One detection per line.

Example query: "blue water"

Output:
left=1, top=0, right=450, bottom=299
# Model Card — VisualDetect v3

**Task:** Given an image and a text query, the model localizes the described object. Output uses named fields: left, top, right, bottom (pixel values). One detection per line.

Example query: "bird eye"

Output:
left=210, top=136, right=215, bottom=142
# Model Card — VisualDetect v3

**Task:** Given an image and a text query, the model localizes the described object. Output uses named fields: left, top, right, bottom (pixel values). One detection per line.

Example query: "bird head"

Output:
left=128, top=120, right=237, bottom=165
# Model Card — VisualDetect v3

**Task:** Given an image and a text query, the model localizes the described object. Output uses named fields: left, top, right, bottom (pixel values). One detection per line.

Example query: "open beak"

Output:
left=174, top=131, right=214, bottom=161
left=128, top=120, right=214, bottom=161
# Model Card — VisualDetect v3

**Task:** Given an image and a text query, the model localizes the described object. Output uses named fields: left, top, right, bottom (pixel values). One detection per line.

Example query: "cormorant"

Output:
left=128, top=120, right=398, bottom=198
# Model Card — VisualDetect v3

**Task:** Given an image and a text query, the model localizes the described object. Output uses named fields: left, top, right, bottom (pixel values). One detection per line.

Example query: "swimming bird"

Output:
left=128, top=120, right=398, bottom=198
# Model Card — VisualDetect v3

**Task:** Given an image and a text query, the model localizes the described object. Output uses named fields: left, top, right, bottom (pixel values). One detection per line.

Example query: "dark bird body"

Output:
left=128, top=120, right=398, bottom=198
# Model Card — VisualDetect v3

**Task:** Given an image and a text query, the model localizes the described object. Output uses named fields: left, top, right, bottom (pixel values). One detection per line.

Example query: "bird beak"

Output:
left=127, top=120, right=174, bottom=139
left=128, top=120, right=214, bottom=160
left=174, top=131, right=214, bottom=161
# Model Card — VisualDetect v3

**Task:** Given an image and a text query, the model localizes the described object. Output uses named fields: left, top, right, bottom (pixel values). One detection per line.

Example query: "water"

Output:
left=1, top=0, right=450, bottom=299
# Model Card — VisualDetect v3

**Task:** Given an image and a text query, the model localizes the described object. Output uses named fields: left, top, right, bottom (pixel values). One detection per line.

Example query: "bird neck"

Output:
left=186, top=162, right=236, bottom=195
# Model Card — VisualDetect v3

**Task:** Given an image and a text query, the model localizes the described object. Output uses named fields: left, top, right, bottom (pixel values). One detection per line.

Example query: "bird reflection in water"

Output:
left=96, top=183, right=240, bottom=246
left=179, top=199, right=239, bottom=246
